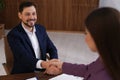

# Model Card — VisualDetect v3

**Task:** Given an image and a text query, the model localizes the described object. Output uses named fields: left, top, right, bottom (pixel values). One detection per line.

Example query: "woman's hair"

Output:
left=85, top=7, right=120, bottom=80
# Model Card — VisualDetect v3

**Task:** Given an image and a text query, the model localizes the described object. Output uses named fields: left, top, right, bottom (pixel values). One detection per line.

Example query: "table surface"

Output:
left=0, top=72, right=55, bottom=80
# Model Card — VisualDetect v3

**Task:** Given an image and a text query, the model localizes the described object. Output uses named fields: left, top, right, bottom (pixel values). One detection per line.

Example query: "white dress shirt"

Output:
left=22, top=23, right=43, bottom=69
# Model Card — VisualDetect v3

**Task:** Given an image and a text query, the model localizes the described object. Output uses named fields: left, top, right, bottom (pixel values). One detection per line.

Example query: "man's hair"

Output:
left=85, top=7, right=120, bottom=80
left=19, top=1, right=36, bottom=13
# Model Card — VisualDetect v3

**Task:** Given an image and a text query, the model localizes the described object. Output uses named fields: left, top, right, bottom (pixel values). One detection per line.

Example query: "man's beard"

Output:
left=23, top=19, right=37, bottom=28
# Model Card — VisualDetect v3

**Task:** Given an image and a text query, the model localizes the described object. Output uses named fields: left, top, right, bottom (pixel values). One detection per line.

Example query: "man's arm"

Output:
left=7, top=30, right=38, bottom=72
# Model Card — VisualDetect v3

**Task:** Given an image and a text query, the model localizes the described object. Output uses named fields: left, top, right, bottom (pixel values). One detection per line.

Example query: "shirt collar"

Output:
left=21, top=22, right=36, bottom=34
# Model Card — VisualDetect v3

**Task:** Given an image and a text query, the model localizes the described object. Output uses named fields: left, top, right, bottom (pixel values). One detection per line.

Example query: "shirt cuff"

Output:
left=36, top=60, right=44, bottom=69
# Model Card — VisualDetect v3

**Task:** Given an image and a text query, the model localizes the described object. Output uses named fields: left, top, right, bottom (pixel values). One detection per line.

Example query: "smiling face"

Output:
left=18, top=6, right=37, bottom=28
left=85, top=29, right=97, bottom=52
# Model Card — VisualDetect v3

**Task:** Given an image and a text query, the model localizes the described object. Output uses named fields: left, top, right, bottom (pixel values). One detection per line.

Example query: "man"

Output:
left=7, top=1, right=58, bottom=74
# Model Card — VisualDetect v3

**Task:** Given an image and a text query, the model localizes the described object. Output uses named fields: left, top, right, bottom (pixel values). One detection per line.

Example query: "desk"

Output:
left=0, top=72, right=55, bottom=80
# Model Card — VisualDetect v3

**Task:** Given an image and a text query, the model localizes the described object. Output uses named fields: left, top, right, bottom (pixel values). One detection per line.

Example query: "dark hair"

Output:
left=19, top=1, right=36, bottom=13
left=85, top=7, right=120, bottom=80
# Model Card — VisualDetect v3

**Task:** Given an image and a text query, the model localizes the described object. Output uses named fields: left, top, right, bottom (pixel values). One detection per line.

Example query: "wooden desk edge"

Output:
left=0, top=72, right=55, bottom=80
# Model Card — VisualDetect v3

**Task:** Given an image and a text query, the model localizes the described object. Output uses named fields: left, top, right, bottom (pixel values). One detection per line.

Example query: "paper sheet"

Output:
left=49, top=73, right=84, bottom=80
left=26, top=77, right=37, bottom=80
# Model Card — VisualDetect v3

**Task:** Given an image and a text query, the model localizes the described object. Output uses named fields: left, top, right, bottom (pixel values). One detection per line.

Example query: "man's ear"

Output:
left=18, top=12, right=22, bottom=19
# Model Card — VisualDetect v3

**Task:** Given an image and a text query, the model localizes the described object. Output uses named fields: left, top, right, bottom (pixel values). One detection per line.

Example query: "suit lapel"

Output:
left=35, top=25, right=43, bottom=55
left=19, top=24, right=32, bottom=46
left=18, top=24, right=36, bottom=57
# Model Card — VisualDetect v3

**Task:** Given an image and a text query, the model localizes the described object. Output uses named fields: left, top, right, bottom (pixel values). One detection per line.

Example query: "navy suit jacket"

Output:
left=7, top=23, right=58, bottom=74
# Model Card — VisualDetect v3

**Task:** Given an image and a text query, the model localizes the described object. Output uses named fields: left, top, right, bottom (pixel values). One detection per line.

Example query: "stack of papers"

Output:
left=49, top=73, right=84, bottom=80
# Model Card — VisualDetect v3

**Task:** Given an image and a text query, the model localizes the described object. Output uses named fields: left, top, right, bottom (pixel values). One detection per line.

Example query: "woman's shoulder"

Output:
left=87, top=58, right=112, bottom=80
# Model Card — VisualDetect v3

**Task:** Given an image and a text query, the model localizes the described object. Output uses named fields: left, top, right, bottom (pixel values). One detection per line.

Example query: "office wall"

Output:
left=99, top=0, right=120, bottom=11
left=0, top=0, right=99, bottom=31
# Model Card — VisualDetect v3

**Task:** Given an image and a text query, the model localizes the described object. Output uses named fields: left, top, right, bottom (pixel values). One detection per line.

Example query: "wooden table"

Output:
left=0, top=72, right=55, bottom=80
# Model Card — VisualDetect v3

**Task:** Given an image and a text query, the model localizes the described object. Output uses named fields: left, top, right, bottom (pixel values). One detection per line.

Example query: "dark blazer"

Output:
left=7, top=23, right=58, bottom=74
left=62, top=58, right=112, bottom=80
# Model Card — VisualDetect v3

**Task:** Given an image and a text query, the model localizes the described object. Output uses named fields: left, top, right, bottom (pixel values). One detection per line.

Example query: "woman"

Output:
left=84, top=7, right=120, bottom=80
left=45, top=7, right=120, bottom=80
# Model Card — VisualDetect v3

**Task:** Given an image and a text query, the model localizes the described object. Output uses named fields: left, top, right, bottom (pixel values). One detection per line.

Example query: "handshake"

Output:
left=41, top=59, right=63, bottom=75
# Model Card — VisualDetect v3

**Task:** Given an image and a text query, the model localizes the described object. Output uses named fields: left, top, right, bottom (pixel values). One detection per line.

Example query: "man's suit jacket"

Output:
left=62, top=58, right=112, bottom=80
left=7, top=23, right=58, bottom=74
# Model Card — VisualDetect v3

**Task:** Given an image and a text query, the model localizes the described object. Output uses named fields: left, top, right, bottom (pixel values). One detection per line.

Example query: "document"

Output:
left=49, top=73, right=84, bottom=80
left=26, top=77, right=37, bottom=80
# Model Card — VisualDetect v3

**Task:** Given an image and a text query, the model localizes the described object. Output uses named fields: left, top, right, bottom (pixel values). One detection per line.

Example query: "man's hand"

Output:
left=41, top=60, right=50, bottom=69
left=44, top=59, right=63, bottom=75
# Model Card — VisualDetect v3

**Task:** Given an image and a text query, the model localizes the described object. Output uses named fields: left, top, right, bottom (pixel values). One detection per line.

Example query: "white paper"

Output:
left=49, top=73, right=84, bottom=80
left=26, top=77, right=37, bottom=80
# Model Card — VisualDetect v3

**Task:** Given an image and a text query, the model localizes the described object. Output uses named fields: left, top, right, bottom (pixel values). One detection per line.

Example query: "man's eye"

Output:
left=25, top=13, right=30, bottom=16
left=32, top=13, right=36, bottom=16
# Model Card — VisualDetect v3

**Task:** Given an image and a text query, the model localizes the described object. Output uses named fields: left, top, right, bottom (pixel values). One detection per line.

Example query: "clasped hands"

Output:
left=41, top=59, right=63, bottom=75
